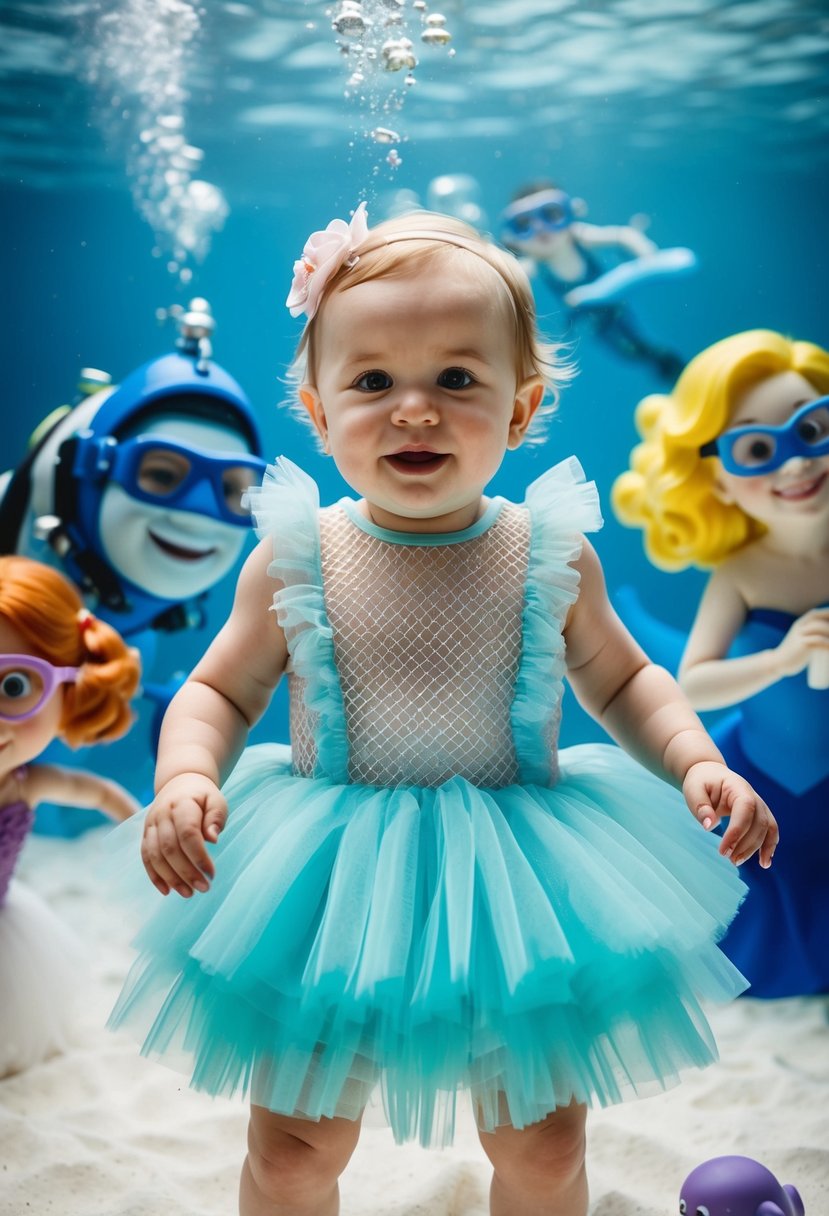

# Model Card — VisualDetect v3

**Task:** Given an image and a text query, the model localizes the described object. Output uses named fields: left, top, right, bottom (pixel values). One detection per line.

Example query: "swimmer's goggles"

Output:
left=73, top=435, right=267, bottom=525
left=699, top=397, right=829, bottom=475
left=500, top=189, right=574, bottom=242
left=0, top=654, right=79, bottom=722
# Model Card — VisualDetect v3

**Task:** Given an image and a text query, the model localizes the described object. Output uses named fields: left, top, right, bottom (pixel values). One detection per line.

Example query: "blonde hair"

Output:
left=288, top=209, right=572, bottom=445
left=612, top=329, right=829, bottom=569
left=0, top=556, right=141, bottom=747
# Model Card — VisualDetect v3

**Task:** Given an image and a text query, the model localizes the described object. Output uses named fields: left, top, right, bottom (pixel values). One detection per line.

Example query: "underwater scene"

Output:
left=3, top=0, right=828, bottom=772
left=2, top=5, right=829, bottom=1215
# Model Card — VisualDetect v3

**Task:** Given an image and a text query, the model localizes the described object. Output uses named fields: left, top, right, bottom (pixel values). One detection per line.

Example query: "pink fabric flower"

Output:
left=286, top=201, right=370, bottom=320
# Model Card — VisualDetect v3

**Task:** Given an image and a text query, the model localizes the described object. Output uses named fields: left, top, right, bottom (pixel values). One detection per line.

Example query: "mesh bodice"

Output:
left=290, top=503, right=530, bottom=788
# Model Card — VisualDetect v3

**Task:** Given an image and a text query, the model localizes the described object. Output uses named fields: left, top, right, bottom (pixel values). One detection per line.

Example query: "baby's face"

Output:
left=301, top=259, right=541, bottom=534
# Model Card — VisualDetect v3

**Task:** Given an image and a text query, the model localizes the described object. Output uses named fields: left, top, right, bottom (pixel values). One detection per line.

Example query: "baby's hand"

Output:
left=141, top=773, right=227, bottom=898
left=683, top=761, right=778, bottom=869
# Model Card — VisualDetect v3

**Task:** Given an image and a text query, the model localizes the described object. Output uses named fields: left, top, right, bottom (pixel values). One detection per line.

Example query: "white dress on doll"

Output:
left=0, top=773, right=86, bottom=1077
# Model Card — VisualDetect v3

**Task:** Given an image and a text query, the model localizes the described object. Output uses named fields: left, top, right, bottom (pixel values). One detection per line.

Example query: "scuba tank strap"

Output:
left=0, top=408, right=71, bottom=554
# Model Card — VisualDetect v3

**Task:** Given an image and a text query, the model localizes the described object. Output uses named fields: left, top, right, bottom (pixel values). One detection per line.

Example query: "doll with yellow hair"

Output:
left=0, top=555, right=141, bottom=1075
left=614, top=329, right=829, bottom=998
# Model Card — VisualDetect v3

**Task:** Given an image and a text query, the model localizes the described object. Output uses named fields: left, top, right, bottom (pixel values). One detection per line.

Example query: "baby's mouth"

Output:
left=385, top=449, right=449, bottom=475
left=773, top=472, right=827, bottom=501
left=148, top=530, right=218, bottom=561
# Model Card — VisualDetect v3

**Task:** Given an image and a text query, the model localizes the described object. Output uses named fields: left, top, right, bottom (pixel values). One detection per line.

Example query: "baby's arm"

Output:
left=680, top=566, right=829, bottom=707
left=565, top=540, right=777, bottom=868
left=24, top=765, right=141, bottom=821
left=143, top=538, right=288, bottom=898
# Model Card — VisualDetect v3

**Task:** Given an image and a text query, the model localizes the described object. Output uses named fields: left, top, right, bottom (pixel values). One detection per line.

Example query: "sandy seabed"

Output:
left=2, top=830, right=827, bottom=1216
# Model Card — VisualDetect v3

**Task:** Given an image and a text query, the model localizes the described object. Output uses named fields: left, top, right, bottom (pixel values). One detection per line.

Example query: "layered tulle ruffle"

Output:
left=109, top=743, right=746, bottom=1146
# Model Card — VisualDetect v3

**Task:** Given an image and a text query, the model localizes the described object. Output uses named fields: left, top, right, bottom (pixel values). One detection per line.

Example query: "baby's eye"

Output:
left=354, top=370, right=392, bottom=392
left=437, top=367, right=474, bottom=390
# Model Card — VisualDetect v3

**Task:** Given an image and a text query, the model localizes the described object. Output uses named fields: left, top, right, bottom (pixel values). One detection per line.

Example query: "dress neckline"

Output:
left=338, top=496, right=506, bottom=546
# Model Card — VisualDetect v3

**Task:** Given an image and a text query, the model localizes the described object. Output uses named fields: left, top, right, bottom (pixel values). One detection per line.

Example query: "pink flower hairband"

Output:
left=285, top=202, right=500, bottom=322
left=286, top=201, right=370, bottom=321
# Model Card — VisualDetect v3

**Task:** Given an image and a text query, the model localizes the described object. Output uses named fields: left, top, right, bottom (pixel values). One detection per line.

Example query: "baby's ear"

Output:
left=299, top=386, right=329, bottom=451
left=508, top=376, right=544, bottom=449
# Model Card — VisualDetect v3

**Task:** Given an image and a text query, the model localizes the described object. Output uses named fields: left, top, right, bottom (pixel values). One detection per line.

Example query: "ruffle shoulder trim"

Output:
left=245, top=457, right=349, bottom=780
left=512, top=457, right=603, bottom=785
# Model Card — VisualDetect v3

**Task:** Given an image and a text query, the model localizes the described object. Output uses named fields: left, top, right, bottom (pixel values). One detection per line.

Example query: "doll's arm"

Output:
left=24, top=765, right=141, bottom=821
left=679, top=568, right=829, bottom=708
left=565, top=541, right=777, bottom=866
left=143, top=538, right=288, bottom=898
left=572, top=220, right=657, bottom=258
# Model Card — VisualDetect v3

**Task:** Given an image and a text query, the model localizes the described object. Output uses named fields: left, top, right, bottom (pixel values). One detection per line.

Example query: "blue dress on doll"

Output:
left=109, top=457, right=747, bottom=1147
left=712, top=608, right=829, bottom=999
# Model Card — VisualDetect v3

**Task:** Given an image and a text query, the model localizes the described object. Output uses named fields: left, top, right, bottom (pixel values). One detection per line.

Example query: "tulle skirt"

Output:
left=108, top=742, right=747, bottom=1146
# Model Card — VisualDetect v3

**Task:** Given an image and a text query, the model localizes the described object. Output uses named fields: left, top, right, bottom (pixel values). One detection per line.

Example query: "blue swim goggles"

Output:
left=500, top=189, right=575, bottom=243
left=73, top=434, right=267, bottom=525
left=699, top=397, right=829, bottom=476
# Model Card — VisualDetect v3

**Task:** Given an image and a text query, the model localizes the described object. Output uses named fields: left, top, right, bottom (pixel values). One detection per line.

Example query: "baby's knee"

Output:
left=482, top=1102, right=588, bottom=1195
left=245, top=1112, right=357, bottom=1206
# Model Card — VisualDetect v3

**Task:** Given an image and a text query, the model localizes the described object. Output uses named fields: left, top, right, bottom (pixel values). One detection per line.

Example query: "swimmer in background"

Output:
left=500, top=181, right=694, bottom=383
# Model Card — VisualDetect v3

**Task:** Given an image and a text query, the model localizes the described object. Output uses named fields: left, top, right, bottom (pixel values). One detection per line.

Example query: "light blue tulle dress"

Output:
left=109, top=457, right=747, bottom=1146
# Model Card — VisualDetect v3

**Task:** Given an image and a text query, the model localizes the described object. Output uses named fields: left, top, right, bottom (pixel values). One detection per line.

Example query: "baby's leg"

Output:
left=477, top=1099, right=588, bottom=1216
left=240, top=1105, right=362, bottom=1216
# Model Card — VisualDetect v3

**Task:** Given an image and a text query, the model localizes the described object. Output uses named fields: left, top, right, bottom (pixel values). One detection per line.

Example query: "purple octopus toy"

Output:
left=679, top=1156, right=804, bottom=1216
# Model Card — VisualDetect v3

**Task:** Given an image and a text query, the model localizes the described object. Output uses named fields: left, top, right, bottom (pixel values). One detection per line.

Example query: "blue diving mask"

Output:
left=500, top=189, right=575, bottom=244
left=699, top=397, right=829, bottom=476
left=73, top=434, right=267, bottom=524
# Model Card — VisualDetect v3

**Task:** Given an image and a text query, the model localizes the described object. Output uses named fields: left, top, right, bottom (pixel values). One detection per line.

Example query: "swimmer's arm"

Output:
left=572, top=220, right=657, bottom=258
left=154, top=537, right=288, bottom=793
left=564, top=540, right=727, bottom=786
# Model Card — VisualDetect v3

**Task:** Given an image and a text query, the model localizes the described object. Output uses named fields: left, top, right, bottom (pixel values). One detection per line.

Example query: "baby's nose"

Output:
left=391, top=388, right=439, bottom=425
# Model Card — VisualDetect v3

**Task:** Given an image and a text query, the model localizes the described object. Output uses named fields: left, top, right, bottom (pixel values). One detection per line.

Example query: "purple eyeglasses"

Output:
left=0, top=654, right=80, bottom=722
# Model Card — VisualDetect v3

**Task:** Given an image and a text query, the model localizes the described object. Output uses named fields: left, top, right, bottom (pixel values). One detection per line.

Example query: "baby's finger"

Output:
left=758, top=820, right=778, bottom=869
left=141, top=822, right=174, bottom=895
left=155, top=815, right=209, bottom=896
left=718, top=792, right=756, bottom=861
left=175, top=816, right=216, bottom=887
left=201, top=794, right=228, bottom=853
left=694, top=801, right=721, bottom=831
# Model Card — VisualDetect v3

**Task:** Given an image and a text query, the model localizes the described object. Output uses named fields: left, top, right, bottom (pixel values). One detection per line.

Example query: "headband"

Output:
left=285, top=202, right=506, bottom=322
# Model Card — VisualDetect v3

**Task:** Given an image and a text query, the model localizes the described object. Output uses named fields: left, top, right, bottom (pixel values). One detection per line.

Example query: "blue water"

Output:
left=2, top=0, right=828, bottom=770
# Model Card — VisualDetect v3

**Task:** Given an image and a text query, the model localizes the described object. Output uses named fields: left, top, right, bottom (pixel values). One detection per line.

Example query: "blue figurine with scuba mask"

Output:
left=0, top=299, right=266, bottom=834
left=500, top=181, right=696, bottom=384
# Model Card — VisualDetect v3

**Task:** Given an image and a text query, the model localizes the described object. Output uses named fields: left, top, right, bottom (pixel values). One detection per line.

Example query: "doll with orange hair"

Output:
left=0, top=555, right=141, bottom=1076
left=614, top=330, right=829, bottom=998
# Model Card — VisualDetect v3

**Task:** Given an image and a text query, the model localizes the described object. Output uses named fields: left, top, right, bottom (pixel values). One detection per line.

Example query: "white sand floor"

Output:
left=1, top=831, right=827, bottom=1216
